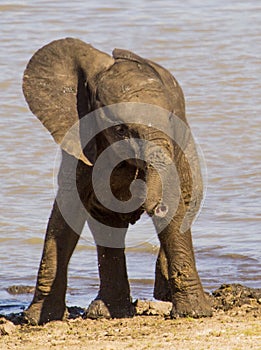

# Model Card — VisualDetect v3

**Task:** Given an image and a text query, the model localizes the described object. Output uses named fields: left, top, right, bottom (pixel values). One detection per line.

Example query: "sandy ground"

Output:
left=1, top=284, right=261, bottom=350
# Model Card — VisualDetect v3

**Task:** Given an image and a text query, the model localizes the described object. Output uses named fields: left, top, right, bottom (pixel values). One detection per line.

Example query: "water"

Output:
left=0, top=0, right=260, bottom=314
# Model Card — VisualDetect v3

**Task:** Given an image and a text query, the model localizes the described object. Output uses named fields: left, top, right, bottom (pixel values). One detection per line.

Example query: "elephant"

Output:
left=22, top=37, right=212, bottom=324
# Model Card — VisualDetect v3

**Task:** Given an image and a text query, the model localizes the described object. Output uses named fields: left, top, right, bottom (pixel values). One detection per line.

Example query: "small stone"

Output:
left=134, top=300, right=150, bottom=315
left=241, top=303, right=254, bottom=309
left=134, top=300, right=172, bottom=316
left=6, top=285, right=34, bottom=295
left=148, top=301, right=172, bottom=316
left=0, top=318, right=16, bottom=336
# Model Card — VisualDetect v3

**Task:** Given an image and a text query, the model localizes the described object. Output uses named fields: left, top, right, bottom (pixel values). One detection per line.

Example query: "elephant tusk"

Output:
left=79, top=152, right=93, bottom=166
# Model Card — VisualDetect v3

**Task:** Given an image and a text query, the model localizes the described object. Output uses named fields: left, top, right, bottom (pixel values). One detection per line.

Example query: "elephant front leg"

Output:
left=24, top=200, right=84, bottom=325
left=154, top=216, right=212, bottom=318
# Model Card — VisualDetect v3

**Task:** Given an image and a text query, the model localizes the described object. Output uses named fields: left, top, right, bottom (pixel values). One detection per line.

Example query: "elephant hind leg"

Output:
left=85, top=245, right=135, bottom=319
left=85, top=216, right=134, bottom=319
left=154, top=246, right=172, bottom=302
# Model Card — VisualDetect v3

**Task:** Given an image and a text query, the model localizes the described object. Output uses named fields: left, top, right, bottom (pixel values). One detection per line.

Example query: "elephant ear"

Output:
left=23, top=37, right=114, bottom=165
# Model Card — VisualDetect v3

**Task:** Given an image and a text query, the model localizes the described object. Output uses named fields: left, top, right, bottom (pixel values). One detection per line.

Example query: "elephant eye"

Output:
left=114, top=125, right=128, bottom=138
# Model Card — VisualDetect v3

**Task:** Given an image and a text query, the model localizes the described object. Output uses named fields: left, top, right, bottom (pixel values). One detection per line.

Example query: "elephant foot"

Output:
left=85, top=299, right=135, bottom=319
left=170, top=291, right=213, bottom=319
left=24, top=299, right=67, bottom=325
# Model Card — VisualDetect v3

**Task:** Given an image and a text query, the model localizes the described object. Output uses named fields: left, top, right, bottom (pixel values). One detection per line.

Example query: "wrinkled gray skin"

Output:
left=22, top=38, right=212, bottom=324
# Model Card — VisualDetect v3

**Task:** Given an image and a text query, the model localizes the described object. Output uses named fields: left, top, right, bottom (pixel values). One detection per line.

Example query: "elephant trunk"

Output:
left=143, top=141, right=180, bottom=220
left=144, top=166, right=163, bottom=215
left=144, top=165, right=178, bottom=219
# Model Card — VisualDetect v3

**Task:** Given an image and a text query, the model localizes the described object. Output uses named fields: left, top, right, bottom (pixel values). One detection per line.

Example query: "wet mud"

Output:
left=2, top=283, right=261, bottom=324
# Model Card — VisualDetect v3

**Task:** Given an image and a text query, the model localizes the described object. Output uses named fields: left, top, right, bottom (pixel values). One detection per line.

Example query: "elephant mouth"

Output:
left=126, top=158, right=147, bottom=170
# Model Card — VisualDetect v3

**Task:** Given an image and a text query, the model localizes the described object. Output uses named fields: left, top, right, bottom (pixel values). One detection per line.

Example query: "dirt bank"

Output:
left=1, top=284, right=260, bottom=350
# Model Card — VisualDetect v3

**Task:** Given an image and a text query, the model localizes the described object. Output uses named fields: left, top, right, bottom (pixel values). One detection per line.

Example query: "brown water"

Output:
left=0, top=0, right=260, bottom=313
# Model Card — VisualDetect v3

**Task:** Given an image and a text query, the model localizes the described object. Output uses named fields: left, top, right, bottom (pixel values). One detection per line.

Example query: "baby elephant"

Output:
left=23, top=38, right=212, bottom=324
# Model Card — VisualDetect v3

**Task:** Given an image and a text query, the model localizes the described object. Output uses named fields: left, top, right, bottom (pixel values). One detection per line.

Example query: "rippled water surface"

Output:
left=0, top=0, right=260, bottom=313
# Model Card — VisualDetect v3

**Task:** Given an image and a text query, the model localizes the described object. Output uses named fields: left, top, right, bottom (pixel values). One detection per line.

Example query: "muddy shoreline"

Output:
left=1, top=284, right=261, bottom=349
